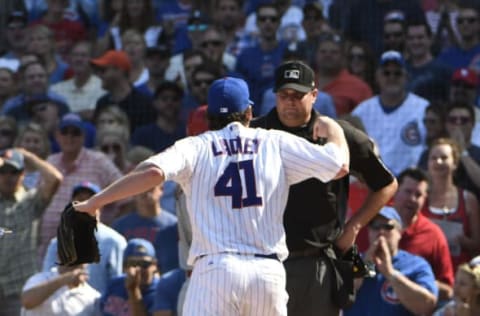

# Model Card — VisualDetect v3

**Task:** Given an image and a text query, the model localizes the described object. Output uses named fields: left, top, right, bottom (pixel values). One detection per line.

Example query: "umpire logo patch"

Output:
left=284, top=69, right=300, bottom=79
left=400, top=121, right=421, bottom=146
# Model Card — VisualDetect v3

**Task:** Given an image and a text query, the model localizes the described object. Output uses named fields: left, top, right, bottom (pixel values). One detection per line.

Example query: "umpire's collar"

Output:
left=251, top=108, right=319, bottom=143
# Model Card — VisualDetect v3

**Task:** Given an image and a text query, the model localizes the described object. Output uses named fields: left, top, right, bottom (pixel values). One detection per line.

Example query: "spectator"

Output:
left=0, top=10, right=28, bottom=71
left=405, top=20, right=452, bottom=103
left=95, top=0, right=123, bottom=54
left=0, top=68, right=18, bottom=110
left=235, top=3, right=288, bottom=111
left=122, top=29, right=149, bottom=87
left=0, top=148, right=62, bottom=316
left=352, top=51, right=429, bottom=176
left=131, top=81, right=186, bottom=152
left=136, top=45, right=171, bottom=97
left=50, top=41, right=106, bottom=121
left=382, top=11, right=407, bottom=54
left=395, top=168, right=455, bottom=302
left=0, top=115, right=17, bottom=150
left=20, top=264, right=100, bottom=316
left=96, top=124, right=132, bottom=174
left=296, top=2, right=331, bottom=66
left=94, top=104, right=130, bottom=131
left=314, top=33, right=373, bottom=116
left=2, top=61, right=67, bottom=117
left=154, top=0, right=192, bottom=53
left=14, top=122, right=51, bottom=189
left=30, top=0, right=87, bottom=60
left=39, top=113, right=123, bottom=258
left=434, top=257, right=480, bottom=316
left=92, top=50, right=156, bottom=132
left=106, top=0, right=162, bottom=50
left=444, top=103, right=480, bottom=199
left=42, top=180, right=127, bottom=294
left=112, top=179, right=179, bottom=273
left=422, top=138, right=480, bottom=270
left=200, top=25, right=237, bottom=73
left=346, top=42, right=377, bottom=92
left=422, top=104, right=448, bottom=147
left=26, top=24, right=70, bottom=85
left=437, top=4, right=480, bottom=69
left=99, top=238, right=161, bottom=316
left=344, top=207, right=438, bottom=316
left=212, top=0, right=252, bottom=57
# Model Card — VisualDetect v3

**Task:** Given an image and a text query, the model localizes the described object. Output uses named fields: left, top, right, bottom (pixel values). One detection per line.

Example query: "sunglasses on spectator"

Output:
left=382, top=70, right=403, bottom=78
left=60, top=127, right=83, bottom=137
left=457, top=17, right=477, bottom=25
left=447, top=115, right=471, bottom=125
left=369, top=222, right=396, bottom=231
left=384, top=31, right=403, bottom=39
left=125, top=259, right=154, bottom=269
left=101, top=143, right=122, bottom=153
left=0, top=129, right=14, bottom=137
left=32, top=103, right=49, bottom=112
left=193, top=79, right=214, bottom=87
left=0, top=167, right=22, bottom=175
left=258, top=15, right=279, bottom=23
left=188, top=24, right=208, bottom=32
left=201, top=40, right=223, bottom=48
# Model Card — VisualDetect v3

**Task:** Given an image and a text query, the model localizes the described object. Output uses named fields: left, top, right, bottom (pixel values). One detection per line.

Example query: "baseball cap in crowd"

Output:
left=0, top=149, right=24, bottom=171
left=379, top=50, right=406, bottom=67
left=72, top=181, right=100, bottom=198
left=59, top=113, right=85, bottom=132
left=377, top=206, right=403, bottom=228
left=274, top=60, right=316, bottom=93
left=452, top=68, right=478, bottom=88
left=25, top=93, right=67, bottom=114
left=90, top=50, right=131, bottom=73
left=187, top=105, right=208, bottom=136
left=124, top=238, right=156, bottom=259
left=303, top=2, right=323, bottom=17
left=7, top=10, right=27, bottom=27
left=207, top=77, right=253, bottom=115
left=384, top=10, right=406, bottom=23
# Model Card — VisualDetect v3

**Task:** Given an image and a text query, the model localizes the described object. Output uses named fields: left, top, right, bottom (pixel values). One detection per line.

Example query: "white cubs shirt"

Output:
left=352, top=93, right=429, bottom=175
left=144, top=122, right=345, bottom=265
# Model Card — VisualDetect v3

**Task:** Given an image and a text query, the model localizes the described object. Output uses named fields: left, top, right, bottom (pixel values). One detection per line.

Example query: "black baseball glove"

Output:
left=57, top=202, right=100, bottom=266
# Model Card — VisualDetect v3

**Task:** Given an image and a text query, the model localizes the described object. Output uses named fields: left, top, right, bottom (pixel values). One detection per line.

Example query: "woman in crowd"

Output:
left=346, top=41, right=377, bottom=92
left=96, top=124, right=131, bottom=174
left=0, top=68, right=17, bottom=110
left=422, top=138, right=480, bottom=270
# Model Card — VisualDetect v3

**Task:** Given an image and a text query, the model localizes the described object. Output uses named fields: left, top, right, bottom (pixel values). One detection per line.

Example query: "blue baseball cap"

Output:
left=378, top=206, right=403, bottom=228
left=124, top=238, right=156, bottom=259
left=72, top=181, right=100, bottom=197
left=207, top=77, right=253, bottom=116
left=59, top=113, right=85, bottom=132
left=379, top=50, right=405, bottom=68
left=0, top=149, right=24, bottom=171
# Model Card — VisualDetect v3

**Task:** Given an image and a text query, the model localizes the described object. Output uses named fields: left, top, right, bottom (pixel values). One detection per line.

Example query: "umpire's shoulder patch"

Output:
left=400, top=120, right=421, bottom=146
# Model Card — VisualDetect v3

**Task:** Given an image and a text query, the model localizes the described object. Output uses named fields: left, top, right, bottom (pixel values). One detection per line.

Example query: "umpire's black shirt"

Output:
left=251, top=109, right=395, bottom=251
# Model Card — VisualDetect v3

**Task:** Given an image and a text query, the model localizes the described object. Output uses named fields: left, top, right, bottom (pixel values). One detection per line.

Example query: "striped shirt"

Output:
left=145, top=122, right=344, bottom=265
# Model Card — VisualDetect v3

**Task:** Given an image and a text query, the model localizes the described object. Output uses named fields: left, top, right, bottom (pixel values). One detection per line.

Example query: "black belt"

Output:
left=287, top=247, right=323, bottom=259
left=196, top=252, right=279, bottom=262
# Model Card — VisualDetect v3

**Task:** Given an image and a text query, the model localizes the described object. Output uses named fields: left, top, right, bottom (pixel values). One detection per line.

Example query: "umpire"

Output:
left=251, top=60, right=398, bottom=315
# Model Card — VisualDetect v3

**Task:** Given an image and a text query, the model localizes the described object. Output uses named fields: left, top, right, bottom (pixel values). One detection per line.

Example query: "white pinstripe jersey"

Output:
left=145, top=122, right=344, bottom=265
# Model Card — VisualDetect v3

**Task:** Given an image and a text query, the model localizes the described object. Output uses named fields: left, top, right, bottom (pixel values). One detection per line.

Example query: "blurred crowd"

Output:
left=0, top=0, right=480, bottom=315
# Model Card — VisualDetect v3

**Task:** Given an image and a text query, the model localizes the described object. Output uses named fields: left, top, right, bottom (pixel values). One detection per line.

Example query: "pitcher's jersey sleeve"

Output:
left=273, top=130, right=346, bottom=185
